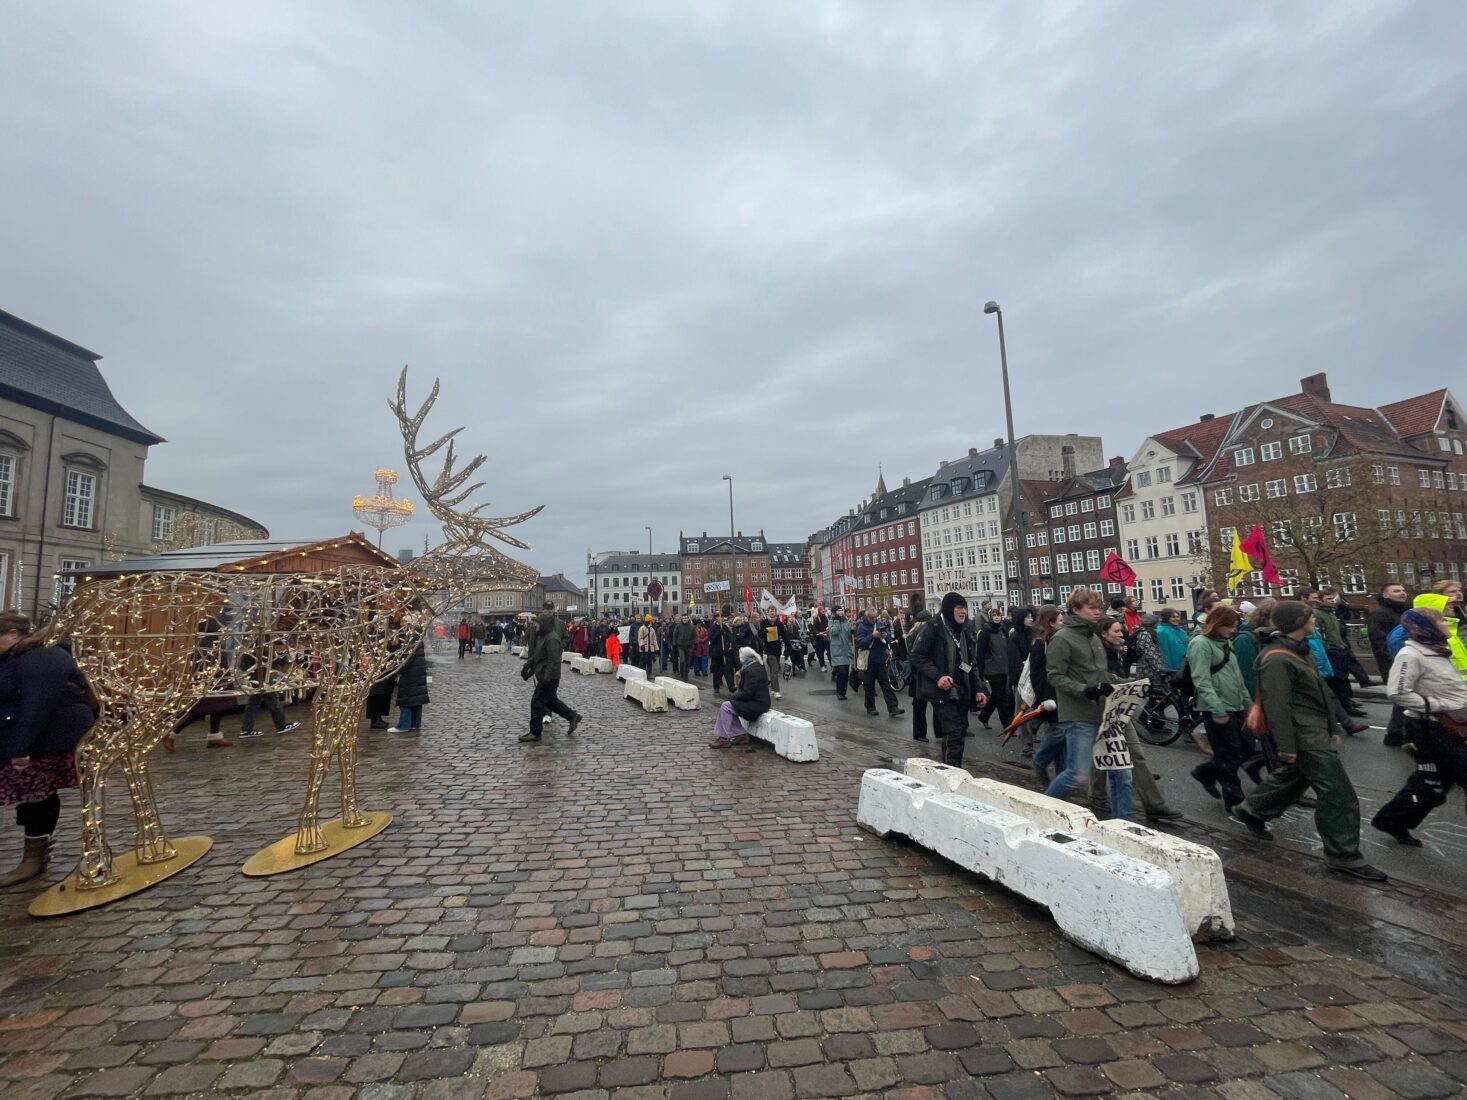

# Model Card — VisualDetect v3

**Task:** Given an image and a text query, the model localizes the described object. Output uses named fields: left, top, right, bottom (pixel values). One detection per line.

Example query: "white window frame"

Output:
left=1293, top=473, right=1317, bottom=493
left=152, top=503, right=176, bottom=542
left=1260, top=441, right=1282, bottom=461
left=1233, top=447, right=1255, bottom=467
left=1288, top=434, right=1312, bottom=455
left=0, top=453, right=14, bottom=517
left=63, top=469, right=97, bottom=529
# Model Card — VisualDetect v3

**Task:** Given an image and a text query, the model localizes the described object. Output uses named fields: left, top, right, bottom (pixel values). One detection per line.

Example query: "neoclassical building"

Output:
left=0, top=307, right=266, bottom=616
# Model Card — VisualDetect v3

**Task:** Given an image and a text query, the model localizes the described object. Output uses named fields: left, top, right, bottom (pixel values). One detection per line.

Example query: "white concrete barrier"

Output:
left=654, top=677, right=700, bottom=710
left=901, top=760, right=1233, bottom=942
left=859, top=769, right=1197, bottom=984
left=616, top=664, right=647, bottom=683
left=511, top=646, right=527, bottom=658
left=590, top=657, right=614, bottom=674
left=561, top=651, right=574, bottom=664
left=624, top=678, right=669, bottom=713
left=570, top=656, right=595, bottom=675
left=741, top=710, right=819, bottom=762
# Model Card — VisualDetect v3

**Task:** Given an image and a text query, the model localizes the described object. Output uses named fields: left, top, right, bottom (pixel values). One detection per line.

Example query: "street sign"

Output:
left=646, top=580, right=664, bottom=599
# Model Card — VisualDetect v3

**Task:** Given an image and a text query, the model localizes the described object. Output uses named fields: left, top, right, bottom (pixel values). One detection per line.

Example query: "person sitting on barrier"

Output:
left=710, top=646, right=769, bottom=749
left=908, top=592, right=988, bottom=767
left=1042, top=588, right=1132, bottom=819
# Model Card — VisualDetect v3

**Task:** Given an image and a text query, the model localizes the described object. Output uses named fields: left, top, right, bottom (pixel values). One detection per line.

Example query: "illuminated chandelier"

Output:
left=352, top=468, right=415, bottom=545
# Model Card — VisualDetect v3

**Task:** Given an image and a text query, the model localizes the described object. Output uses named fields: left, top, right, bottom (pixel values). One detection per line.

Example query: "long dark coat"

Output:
left=0, top=641, right=96, bottom=760
left=394, top=644, right=430, bottom=708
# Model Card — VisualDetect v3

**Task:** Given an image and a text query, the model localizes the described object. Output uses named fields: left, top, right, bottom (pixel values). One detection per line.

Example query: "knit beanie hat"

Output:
left=1272, top=600, right=1313, bottom=634
left=939, top=591, right=968, bottom=621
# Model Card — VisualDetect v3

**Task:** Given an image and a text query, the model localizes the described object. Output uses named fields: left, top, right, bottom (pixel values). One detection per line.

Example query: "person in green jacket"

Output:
left=1186, top=606, right=1252, bottom=811
left=1231, top=601, right=1386, bottom=882
left=1232, top=599, right=1274, bottom=698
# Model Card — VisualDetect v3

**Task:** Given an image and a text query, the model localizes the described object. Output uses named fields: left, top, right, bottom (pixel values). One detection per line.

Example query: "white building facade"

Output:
left=918, top=446, right=1011, bottom=609
left=1116, top=437, right=1211, bottom=609
left=586, top=551, right=682, bottom=616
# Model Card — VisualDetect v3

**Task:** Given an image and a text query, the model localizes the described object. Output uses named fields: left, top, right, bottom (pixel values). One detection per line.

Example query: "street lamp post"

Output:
left=984, top=301, right=1029, bottom=604
left=645, top=526, right=653, bottom=615
left=722, top=475, right=736, bottom=614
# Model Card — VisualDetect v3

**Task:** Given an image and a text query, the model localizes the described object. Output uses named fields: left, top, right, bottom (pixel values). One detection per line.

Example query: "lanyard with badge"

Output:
left=937, top=616, right=973, bottom=678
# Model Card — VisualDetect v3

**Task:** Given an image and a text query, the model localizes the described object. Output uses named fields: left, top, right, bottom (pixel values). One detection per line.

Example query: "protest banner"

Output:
left=1092, top=678, right=1150, bottom=770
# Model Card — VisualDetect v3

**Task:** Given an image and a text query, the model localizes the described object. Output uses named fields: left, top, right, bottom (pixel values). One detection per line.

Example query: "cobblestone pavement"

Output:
left=1, top=653, right=1465, bottom=1099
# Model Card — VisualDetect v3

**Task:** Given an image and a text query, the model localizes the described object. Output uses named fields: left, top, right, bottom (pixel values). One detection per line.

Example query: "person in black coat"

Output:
left=389, top=642, right=430, bottom=733
left=0, top=612, right=96, bottom=886
left=909, top=593, right=988, bottom=767
left=711, top=646, right=770, bottom=747
left=974, top=605, right=1014, bottom=729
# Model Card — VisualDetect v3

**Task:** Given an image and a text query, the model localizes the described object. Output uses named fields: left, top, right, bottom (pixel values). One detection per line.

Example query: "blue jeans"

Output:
left=396, top=705, right=423, bottom=730
left=1045, top=720, right=1133, bottom=821
left=1033, top=721, right=1066, bottom=783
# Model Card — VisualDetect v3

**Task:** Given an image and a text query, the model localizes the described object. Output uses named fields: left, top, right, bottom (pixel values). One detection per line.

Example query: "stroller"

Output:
left=783, top=636, right=809, bottom=678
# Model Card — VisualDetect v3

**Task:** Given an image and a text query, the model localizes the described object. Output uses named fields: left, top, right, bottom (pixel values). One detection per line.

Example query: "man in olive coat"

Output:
left=520, top=603, right=581, bottom=743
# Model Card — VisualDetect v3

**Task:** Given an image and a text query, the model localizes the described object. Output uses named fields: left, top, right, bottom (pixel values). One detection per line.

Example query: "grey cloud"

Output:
left=1, top=1, right=1462, bottom=573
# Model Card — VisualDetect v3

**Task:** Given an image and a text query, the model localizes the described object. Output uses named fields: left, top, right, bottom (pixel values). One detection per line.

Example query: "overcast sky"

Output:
left=4, top=2, right=1464, bottom=581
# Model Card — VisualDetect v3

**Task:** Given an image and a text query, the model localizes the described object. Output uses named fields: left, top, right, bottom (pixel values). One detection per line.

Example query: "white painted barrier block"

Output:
left=743, top=710, right=819, bottom=762
left=590, top=657, right=614, bottom=673
left=510, top=646, right=527, bottom=658
left=904, top=759, right=1095, bottom=834
left=616, top=664, right=647, bottom=683
left=859, top=769, right=1198, bottom=984
left=561, top=651, right=574, bottom=664
left=1088, top=819, right=1234, bottom=941
left=624, top=678, right=669, bottom=713
left=570, top=656, right=596, bottom=674
left=654, top=677, right=700, bottom=710
left=903, top=760, right=1233, bottom=942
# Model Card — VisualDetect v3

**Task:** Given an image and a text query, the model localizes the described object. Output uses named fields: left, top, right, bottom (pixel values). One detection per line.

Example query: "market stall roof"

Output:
left=67, top=533, right=402, bottom=578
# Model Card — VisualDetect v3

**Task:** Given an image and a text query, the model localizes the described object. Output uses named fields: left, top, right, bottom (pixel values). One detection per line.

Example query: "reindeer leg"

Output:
left=334, top=683, right=372, bottom=828
left=73, top=713, right=126, bottom=890
left=294, top=693, right=335, bottom=854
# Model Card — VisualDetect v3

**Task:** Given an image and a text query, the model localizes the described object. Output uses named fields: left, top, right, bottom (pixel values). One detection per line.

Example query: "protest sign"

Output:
left=1092, top=678, right=1150, bottom=771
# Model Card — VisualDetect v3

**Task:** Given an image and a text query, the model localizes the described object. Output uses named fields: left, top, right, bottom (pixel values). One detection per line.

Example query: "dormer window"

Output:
left=687, top=542, right=699, bottom=553
left=751, top=541, right=763, bottom=551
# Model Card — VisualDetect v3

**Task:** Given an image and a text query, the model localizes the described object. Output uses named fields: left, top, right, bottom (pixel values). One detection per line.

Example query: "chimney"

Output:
left=902, top=477, right=910, bottom=487
left=1109, top=455, right=1127, bottom=477
left=1061, top=445, right=1077, bottom=479
left=938, top=460, right=948, bottom=469
left=994, top=437, right=1004, bottom=449
left=1300, top=372, right=1331, bottom=402
left=968, top=447, right=978, bottom=457
left=1199, top=413, right=1214, bottom=422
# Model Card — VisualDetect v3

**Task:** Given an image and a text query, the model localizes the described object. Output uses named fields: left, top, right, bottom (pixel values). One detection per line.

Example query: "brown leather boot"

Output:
left=0, top=835, right=52, bottom=888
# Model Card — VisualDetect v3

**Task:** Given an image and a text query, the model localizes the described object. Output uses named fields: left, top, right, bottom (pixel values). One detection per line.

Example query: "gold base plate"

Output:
left=241, top=813, right=392, bottom=877
left=29, top=836, right=213, bottom=918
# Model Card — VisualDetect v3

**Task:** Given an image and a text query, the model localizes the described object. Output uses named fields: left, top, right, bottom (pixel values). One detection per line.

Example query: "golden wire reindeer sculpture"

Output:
left=389, top=366, right=543, bottom=604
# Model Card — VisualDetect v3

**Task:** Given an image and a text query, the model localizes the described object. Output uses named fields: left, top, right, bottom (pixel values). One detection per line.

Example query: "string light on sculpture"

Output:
left=352, top=469, right=415, bottom=547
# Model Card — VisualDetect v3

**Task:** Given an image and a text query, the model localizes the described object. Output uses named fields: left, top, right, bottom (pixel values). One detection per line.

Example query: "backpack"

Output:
left=1177, top=647, right=1228, bottom=707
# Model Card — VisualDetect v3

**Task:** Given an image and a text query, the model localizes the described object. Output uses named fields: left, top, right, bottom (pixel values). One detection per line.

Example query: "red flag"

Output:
left=1239, top=524, right=1285, bottom=585
left=1099, top=552, right=1137, bottom=587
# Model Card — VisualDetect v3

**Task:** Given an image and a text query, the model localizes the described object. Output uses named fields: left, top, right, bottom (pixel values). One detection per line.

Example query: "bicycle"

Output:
left=1136, top=675, right=1200, bottom=747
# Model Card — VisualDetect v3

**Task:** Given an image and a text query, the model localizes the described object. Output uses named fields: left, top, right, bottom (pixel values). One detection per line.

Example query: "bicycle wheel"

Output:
left=1136, top=694, right=1185, bottom=746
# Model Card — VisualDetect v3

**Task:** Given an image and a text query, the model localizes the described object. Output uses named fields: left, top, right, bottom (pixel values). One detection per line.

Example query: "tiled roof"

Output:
left=0, top=308, right=164, bottom=445
left=918, top=446, right=1010, bottom=510
left=1379, top=390, right=1447, bottom=438
left=1154, top=416, right=1237, bottom=484
left=766, top=542, right=807, bottom=565
left=853, top=477, right=931, bottom=533
left=539, top=575, right=585, bottom=595
left=591, top=552, right=681, bottom=571
left=680, top=533, right=767, bottom=555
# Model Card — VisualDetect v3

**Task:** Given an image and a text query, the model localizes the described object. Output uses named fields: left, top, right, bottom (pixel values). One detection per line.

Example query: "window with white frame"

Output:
left=1053, top=527, right=1065, bottom=544
left=1121, top=503, right=1135, bottom=524
left=1086, top=549, right=1101, bottom=570
left=1219, top=526, right=1236, bottom=550
left=1187, top=530, right=1204, bottom=554
left=1387, top=466, right=1400, bottom=485
left=1289, top=434, right=1312, bottom=455
left=1160, top=496, right=1175, bottom=516
left=1265, top=479, right=1288, bottom=499
left=1325, top=466, right=1351, bottom=489
left=63, top=469, right=96, bottom=528
left=1083, top=522, right=1097, bottom=540
left=1096, top=495, right=1111, bottom=510
left=1141, top=500, right=1155, bottom=520
left=1150, top=578, right=1165, bottom=603
left=1144, top=536, right=1159, bottom=559
left=0, top=552, right=8, bottom=607
left=1239, top=483, right=1260, bottom=502
left=1065, top=502, right=1078, bottom=516
left=1333, top=512, right=1358, bottom=541
left=1293, top=473, right=1317, bottom=493
left=1371, top=465, right=1384, bottom=485
left=56, top=558, right=90, bottom=603
left=1125, top=539, right=1139, bottom=559
left=1233, top=447, right=1255, bottom=467
left=1165, top=533, right=1180, bottom=556
left=1260, top=441, right=1282, bottom=461
left=1343, top=565, right=1366, bottom=594
left=1182, top=492, right=1197, bottom=514
left=151, top=504, right=176, bottom=542
left=1100, top=519, right=1114, bottom=537
left=1134, top=471, right=1151, bottom=488
left=1214, top=488, right=1232, bottom=506
left=0, top=453, right=14, bottom=517
left=1081, top=498, right=1094, bottom=513
left=1170, top=577, right=1187, bottom=599
left=1068, top=525, right=1081, bottom=541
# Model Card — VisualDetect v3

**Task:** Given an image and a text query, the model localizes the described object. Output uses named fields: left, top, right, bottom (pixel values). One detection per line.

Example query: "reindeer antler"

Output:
left=390, top=367, right=545, bottom=550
